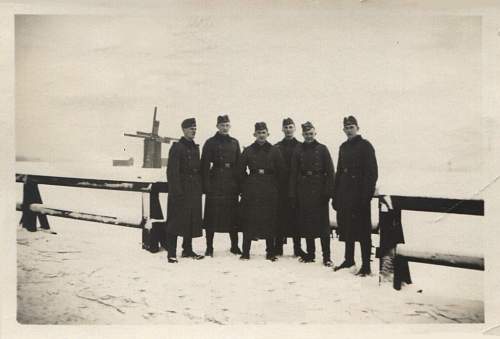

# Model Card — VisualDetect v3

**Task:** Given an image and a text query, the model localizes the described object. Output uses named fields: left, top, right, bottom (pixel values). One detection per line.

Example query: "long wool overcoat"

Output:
left=238, top=141, right=286, bottom=239
left=289, top=140, right=335, bottom=239
left=201, top=132, right=241, bottom=233
left=165, top=137, right=203, bottom=238
left=275, top=137, right=300, bottom=238
left=333, top=135, right=378, bottom=243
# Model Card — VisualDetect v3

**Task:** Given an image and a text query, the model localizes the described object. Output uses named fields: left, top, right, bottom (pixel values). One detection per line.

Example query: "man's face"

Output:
left=282, top=124, right=296, bottom=138
left=343, top=124, right=359, bottom=139
left=254, top=129, right=269, bottom=143
left=183, top=126, right=197, bottom=139
left=302, top=128, right=316, bottom=143
left=217, top=122, right=231, bottom=135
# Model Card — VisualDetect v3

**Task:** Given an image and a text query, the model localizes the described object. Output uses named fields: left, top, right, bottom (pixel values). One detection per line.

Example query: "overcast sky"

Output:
left=15, top=12, right=482, bottom=172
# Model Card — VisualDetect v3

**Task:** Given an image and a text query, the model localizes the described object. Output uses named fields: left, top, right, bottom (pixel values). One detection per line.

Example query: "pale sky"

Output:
left=15, top=13, right=482, bottom=172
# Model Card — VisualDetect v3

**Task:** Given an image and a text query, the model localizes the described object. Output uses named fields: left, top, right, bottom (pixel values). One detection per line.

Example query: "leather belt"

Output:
left=301, top=170, right=325, bottom=176
left=213, top=162, right=233, bottom=169
left=250, top=168, right=274, bottom=175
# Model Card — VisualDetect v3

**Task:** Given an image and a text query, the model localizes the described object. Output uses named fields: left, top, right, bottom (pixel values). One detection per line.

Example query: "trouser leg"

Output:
left=360, top=238, right=372, bottom=269
left=166, top=234, right=178, bottom=258
left=320, top=236, right=331, bottom=260
left=306, top=238, right=316, bottom=259
left=182, top=236, right=193, bottom=253
left=265, top=238, right=275, bottom=255
left=274, top=236, right=284, bottom=255
left=293, top=237, right=302, bottom=251
left=206, top=230, right=214, bottom=250
left=229, top=231, right=239, bottom=249
left=242, top=235, right=251, bottom=256
left=345, top=241, right=355, bottom=263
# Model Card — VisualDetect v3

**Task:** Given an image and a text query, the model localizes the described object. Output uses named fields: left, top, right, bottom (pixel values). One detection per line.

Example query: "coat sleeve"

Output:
left=288, top=146, right=300, bottom=198
left=361, top=141, right=378, bottom=204
left=237, top=147, right=249, bottom=192
left=273, top=146, right=287, bottom=188
left=333, top=146, right=342, bottom=204
left=233, top=139, right=242, bottom=183
left=322, top=145, right=335, bottom=198
left=167, top=143, right=184, bottom=196
left=200, top=140, right=212, bottom=194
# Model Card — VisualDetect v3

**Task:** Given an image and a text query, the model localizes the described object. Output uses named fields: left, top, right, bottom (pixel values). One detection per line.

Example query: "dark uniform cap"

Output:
left=217, top=115, right=230, bottom=124
left=181, top=118, right=196, bottom=128
left=254, top=122, right=268, bottom=131
left=301, top=121, right=315, bottom=132
left=343, top=115, right=358, bottom=127
left=282, top=117, right=295, bottom=127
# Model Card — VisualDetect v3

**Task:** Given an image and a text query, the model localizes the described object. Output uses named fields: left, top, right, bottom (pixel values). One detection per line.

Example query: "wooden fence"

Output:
left=16, top=173, right=484, bottom=290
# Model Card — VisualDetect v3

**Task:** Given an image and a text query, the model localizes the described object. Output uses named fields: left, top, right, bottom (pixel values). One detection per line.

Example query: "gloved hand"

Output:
left=331, top=199, right=338, bottom=211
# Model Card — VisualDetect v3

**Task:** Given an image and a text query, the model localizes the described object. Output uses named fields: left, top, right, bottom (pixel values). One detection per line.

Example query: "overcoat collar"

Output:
left=251, top=140, right=272, bottom=151
left=302, top=139, right=319, bottom=148
left=214, top=132, right=231, bottom=141
left=180, top=136, right=198, bottom=147
left=347, top=135, right=363, bottom=144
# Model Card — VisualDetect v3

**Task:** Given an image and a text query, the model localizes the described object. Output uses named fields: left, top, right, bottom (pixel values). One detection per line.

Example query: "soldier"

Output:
left=332, top=116, right=378, bottom=276
left=289, top=121, right=335, bottom=267
left=238, top=122, right=286, bottom=261
left=164, top=118, right=204, bottom=263
left=274, top=118, right=306, bottom=257
left=201, top=114, right=242, bottom=257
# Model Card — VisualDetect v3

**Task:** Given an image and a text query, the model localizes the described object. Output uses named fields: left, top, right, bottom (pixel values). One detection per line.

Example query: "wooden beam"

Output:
left=390, top=195, right=484, bottom=216
left=15, top=174, right=168, bottom=193
left=17, top=203, right=142, bottom=229
left=396, top=247, right=484, bottom=271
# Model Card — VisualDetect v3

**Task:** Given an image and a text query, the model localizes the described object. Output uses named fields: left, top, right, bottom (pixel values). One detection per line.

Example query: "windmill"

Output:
left=124, top=107, right=179, bottom=168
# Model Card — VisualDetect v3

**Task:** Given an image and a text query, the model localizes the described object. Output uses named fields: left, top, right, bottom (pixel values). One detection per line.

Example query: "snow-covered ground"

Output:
left=15, top=161, right=485, bottom=324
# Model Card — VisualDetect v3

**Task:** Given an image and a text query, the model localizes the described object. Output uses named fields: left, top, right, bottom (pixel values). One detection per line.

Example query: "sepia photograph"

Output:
left=3, top=1, right=500, bottom=337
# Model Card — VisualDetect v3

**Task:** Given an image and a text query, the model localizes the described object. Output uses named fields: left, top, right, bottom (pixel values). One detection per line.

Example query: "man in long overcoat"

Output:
left=238, top=122, right=286, bottom=261
left=289, top=121, right=335, bottom=267
left=201, top=114, right=242, bottom=257
left=274, top=117, right=305, bottom=257
left=332, top=115, right=378, bottom=276
left=165, top=118, right=204, bottom=263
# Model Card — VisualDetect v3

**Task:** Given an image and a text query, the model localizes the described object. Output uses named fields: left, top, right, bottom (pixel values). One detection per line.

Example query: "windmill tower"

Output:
left=124, top=107, right=178, bottom=168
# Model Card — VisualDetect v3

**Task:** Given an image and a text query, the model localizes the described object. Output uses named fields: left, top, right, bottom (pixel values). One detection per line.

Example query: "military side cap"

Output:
left=217, top=114, right=230, bottom=124
left=254, top=121, right=268, bottom=131
left=301, top=121, right=314, bottom=132
left=181, top=118, right=196, bottom=128
left=282, top=117, right=295, bottom=126
left=343, top=115, right=358, bottom=127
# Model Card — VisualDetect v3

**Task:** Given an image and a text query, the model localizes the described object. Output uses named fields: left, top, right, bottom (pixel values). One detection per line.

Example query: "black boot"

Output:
left=266, top=238, right=277, bottom=261
left=205, top=247, right=214, bottom=257
left=334, top=260, right=355, bottom=271
left=181, top=250, right=204, bottom=260
left=300, top=238, right=316, bottom=262
left=321, top=236, right=332, bottom=267
left=356, top=239, right=372, bottom=276
left=240, top=236, right=251, bottom=260
left=293, top=237, right=306, bottom=257
left=334, top=241, right=355, bottom=271
left=229, top=231, right=242, bottom=254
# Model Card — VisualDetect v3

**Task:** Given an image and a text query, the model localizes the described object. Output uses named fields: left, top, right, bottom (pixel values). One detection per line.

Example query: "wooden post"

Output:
left=393, top=252, right=412, bottom=290
left=141, top=188, right=165, bottom=252
left=377, top=195, right=407, bottom=285
left=21, top=182, right=50, bottom=231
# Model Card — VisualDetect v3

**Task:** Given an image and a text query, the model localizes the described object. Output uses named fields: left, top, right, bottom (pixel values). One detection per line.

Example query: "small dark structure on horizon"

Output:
left=124, top=107, right=178, bottom=168
left=112, top=157, right=134, bottom=167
